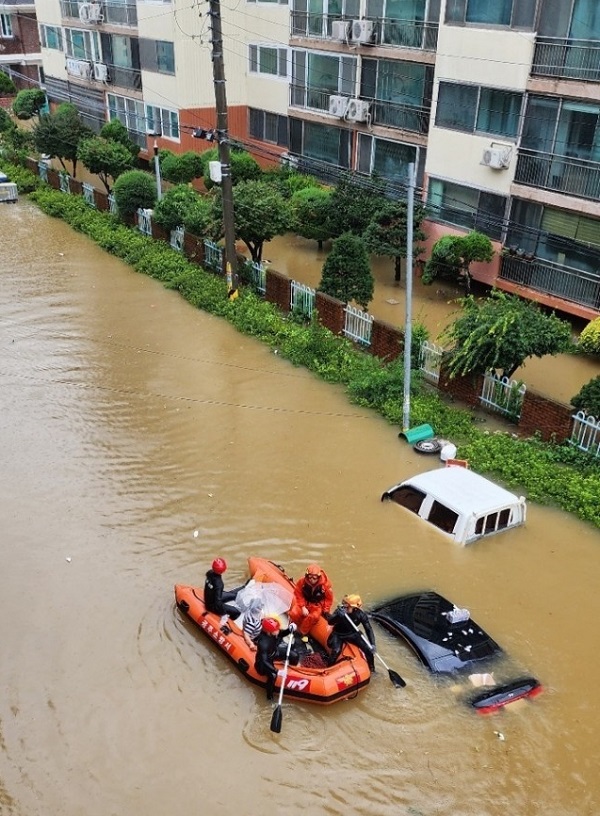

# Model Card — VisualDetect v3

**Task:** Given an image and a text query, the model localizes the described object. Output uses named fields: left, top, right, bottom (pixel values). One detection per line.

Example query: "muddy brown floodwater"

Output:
left=1, top=201, right=599, bottom=816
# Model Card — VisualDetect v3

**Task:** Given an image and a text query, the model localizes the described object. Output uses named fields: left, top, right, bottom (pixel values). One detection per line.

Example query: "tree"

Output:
left=33, top=103, right=92, bottom=177
left=327, top=175, right=385, bottom=238
left=422, top=231, right=494, bottom=293
left=152, top=185, right=209, bottom=233
left=0, top=72, right=17, bottom=97
left=100, top=119, right=140, bottom=160
left=262, top=166, right=320, bottom=198
left=112, top=169, right=156, bottom=218
left=183, top=195, right=214, bottom=238
left=290, top=187, right=333, bottom=249
left=0, top=107, right=13, bottom=133
left=441, top=290, right=573, bottom=378
left=159, top=149, right=204, bottom=185
left=12, top=88, right=46, bottom=119
left=363, top=200, right=426, bottom=282
left=77, top=136, right=135, bottom=193
left=318, top=232, right=374, bottom=309
left=201, top=147, right=261, bottom=190
left=571, top=376, right=600, bottom=416
left=578, top=316, right=600, bottom=356
left=213, top=179, right=290, bottom=262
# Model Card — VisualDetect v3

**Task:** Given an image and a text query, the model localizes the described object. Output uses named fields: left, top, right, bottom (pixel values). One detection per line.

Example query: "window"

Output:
left=539, top=0, right=600, bottom=40
left=40, top=25, right=63, bottom=50
left=291, top=50, right=356, bottom=111
left=522, top=96, right=600, bottom=160
left=289, top=116, right=350, bottom=169
left=249, top=108, right=288, bottom=146
left=445, top=0, right=537, bottom=28
left=249, top=45, right=288, bottom=78
left=427, top=501, right=458, bottom=535
left=436, top=82, right=522, bottom=139
left=357, top=134, right=420, bottom=184
left=0, top=14, right=13, bottom=37
left=107, top=93, right=146, bottom=134
left=361, top=58, right=432, bottom=133
left=156, top=41, right=175, bottom=74
left=65, top=28, right=100, bottom=61
left=427, top=179, right=507, bottom=240
left=146, top=104, right=179, bottom=139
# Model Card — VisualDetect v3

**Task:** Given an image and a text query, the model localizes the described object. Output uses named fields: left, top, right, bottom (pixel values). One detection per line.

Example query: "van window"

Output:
left=427, top=501, right=459, bottom=534
left=475, top=508, right=512, bottom=536
left=388, top=485, right=426, bottom=515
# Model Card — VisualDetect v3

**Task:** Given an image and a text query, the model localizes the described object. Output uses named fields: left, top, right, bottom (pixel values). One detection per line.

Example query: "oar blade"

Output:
left=388, top=669, right=406, bottom=688
left=270, top=705, right=283, bottom=734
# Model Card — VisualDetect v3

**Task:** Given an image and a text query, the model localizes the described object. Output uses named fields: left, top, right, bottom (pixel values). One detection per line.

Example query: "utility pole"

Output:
left=207, top=0, right=238, bottom=294
left=153, top=136, right=163, bottom=200
left=402, top=162, right=416, bottom=432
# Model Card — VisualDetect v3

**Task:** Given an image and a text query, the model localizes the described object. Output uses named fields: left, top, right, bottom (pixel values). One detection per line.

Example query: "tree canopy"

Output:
left=112, top=169, right=156, bottom=218
left=441, top=290, right=573, bottom=378
left=318, top=232, right=373, bottom=310
left=0, top=72, right=17, bottom=97
left=152, top=185, right=211, bottom=234
left=12, top=88, right=46, bottom=119
left=33, top=104, right=92, bottom=177
left=201, top=148, right=261, bottom=189
left=423, top=231, right=494, bottom=292
left=363, top=200, right=426, bottom=282
left=571, top=375, right=600, bottom=416
left=327, top=175, right=385, bottom=238
left=159, top=149, right=204, bottom=185
left=290, top=187, right=333, bottom=249
left=77, top=136, right=135, bottom=192
left=100, top=119, right=140, bottom=160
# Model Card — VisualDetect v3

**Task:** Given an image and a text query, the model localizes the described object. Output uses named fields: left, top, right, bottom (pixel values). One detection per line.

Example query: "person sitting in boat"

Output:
left=242, top=597, right=264, bottom=651
left=289, top=564, right=334, bottom=639
left=327, top=594, right=376, bottom=673
left=204, top=558, right=241, bottom=623
left=254, top=618, right=299, bottom=701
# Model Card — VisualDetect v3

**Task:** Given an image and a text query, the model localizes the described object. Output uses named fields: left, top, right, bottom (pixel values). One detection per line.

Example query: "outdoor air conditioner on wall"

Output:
left=87, top=2, right=104, bottom=22
left=331, top=20, right=351, bottom=41
left=482, top=147, right=511, bottom=169
left=329, top=94, right=349, bottom=117
left=346, top=98, right=370, bottom=123
left=66, top=57, right=93, bottom=80
left=351, top=19, right=375, bottom=44
left=93, top=62, right=109, bottom=82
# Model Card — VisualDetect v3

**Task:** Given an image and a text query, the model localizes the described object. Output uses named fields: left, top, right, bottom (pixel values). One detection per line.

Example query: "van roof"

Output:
left=403, top=467, right=522, bottom=516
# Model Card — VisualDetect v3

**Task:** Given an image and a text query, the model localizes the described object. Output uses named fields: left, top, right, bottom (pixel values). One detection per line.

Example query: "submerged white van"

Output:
left=381, top=466, right=526, bottom=545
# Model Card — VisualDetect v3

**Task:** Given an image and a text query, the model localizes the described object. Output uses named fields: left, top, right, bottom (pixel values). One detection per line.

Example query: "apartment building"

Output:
left=0, top=0, right=42, bottom=90
left=27, top=0, right=600, bottom=318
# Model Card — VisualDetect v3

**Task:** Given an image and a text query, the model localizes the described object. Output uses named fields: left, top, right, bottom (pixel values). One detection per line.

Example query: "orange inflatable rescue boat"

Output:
left=174, top=557, right=372, bottom=705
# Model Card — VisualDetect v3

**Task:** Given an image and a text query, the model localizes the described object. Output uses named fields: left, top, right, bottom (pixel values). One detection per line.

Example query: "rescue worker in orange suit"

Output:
left=204, top=558, right=241, bottom=619
left=327, top=594, right=376, bottom=672
left=254, top=618, right=299, bottom=701
left=289, top=564, right=334, bottom=638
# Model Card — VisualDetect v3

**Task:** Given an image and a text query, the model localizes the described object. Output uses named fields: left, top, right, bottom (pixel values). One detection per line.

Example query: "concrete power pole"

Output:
left=402, top=162, right=416, bottom=432
left=207, top=0, right=238, bottom=294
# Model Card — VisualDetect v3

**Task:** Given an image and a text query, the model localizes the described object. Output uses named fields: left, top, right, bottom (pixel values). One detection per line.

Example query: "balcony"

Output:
left=290, top=83, right=332, bottom=113
left=500, top=255, right=600, bottom=311
left=515, top=149, right=600, bottom=203
left=532, top=36, right=600, bottom=83
left=60, top=0, right=138, bottom=27
left=290, top=13, right=438, bottom=51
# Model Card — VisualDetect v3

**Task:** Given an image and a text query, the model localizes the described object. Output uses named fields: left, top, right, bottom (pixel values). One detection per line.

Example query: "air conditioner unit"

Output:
left=331, top=20, right=351, bottom=41
left=93, top=62, right=109, bottom=82
left=66, top=57, right=93, bottom=80
left=351, top=19, right=375, bottom=44
left=346, top=97, right=370, bottom=123
left=329, top=94, right=349, bottom=117
left=87, top=2, right=104, bottom=22
left=482, top=147, right=510, bottom=170
left=78, top=3, right=91, bottom=23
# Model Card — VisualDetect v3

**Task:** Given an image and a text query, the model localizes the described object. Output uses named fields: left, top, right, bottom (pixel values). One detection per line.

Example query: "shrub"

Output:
left=152, top=184, right=202, bottom=232
left=319, top=232, right=373, bottom=309
left=0, top=159, right=41, bottom=193
left=0, top=106, right=14, bottom=133
left=112, top=169, right=156, bottom=218
left=571, top=376, right=600, bottom=417
left=201, top=148, right=261, bottom=189
left=578, top=317, right=600, bottom=356
left=0, top=72, right=17, bottom=96
left=12, top=89, right=46, bottom=119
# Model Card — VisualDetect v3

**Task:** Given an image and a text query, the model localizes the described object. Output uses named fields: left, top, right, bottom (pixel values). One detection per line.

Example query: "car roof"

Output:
left=371, top=591, right=502, bottom=674
left=401, top=467, right=522, bottom=516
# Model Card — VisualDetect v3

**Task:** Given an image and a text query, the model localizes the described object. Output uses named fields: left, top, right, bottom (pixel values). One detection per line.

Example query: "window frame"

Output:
left=107, top=93, right=146, bottom=135
left=40, top=24, right=63, bottom=51
left=155, top=40, right=175, bottom=74
left=146, top=104, right=180, bottom=140
left=427, top=177, right=508, bottom=241
left=248, top=107, right=288, bottom=146
left=445, top=0, right=538, bottom=29
left=64, top=27, right=100, bottom=61
left=0, top=13, right=13, bottom=38
left=435, top=81, right=523, bottom=140
left=249, top=44, right=288, bottom=78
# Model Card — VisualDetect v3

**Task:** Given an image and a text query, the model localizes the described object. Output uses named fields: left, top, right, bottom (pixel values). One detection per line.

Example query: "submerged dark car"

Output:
left=371, top=591, right=542, bottom=714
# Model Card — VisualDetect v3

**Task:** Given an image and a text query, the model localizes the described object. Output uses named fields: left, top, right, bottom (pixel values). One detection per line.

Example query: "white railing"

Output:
left=59, top=172, right=70, bottom=194
left=419, top=340, right=443, bottom=384
left=480, top=373, right=526, bottom=420
left=170, top=226, right=184, bottom=252
left=137, top=207, right=152, bottom=236
left=343, top=304, right=374, bottom=346
left=249, top=261, right=266, bottom=294
left=107, top=193, right=117, bottom=215
left=38, top=161, right=48, bottom=183
left=290, top=279, right=315, bottom=317
left=570, top=410, right=600, bottom=456
left=82, top=182, right=95, bottom=207
left=204, top=239, right=223, bottom=272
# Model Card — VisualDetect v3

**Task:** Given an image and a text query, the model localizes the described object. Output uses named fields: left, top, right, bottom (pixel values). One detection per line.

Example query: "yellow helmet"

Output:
left=343, top=594, right=362, bottom=609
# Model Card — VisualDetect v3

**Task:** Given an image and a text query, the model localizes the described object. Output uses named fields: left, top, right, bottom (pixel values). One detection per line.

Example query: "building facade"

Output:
left=0, top=0, right=42, bottom=90
left=22, top=0, right=600, bottom=317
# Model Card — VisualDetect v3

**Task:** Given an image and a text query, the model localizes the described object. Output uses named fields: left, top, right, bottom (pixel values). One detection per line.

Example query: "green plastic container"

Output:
left=400, top=424, right=435, bottom=444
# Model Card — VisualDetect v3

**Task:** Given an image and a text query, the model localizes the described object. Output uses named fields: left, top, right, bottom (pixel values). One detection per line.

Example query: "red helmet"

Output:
left=262, top=617, right=280, bottom=634
left=212, top=558, right=227, bottom=574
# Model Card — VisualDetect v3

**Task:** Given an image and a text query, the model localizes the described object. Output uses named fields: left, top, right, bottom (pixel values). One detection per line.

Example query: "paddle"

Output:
left=269, top=631, right=294, bottom=734
left=343, top=611, right=406, bottom=689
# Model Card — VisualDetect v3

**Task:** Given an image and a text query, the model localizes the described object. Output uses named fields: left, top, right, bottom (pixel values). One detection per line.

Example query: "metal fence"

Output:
left=248, top=261, right=266, bottom=294
left=170, top=227, right=184, bottom=252
left=59, top=173, right=70, bottom=194
left=37, top=161, right=48, bottom=183
left=343, top=304, right=373, bottom=346
left=82, top=182, right=96, bottom=207
left=203, top=240, right=223, bottom=272
left=480, top=373, right=526, bottom=421
left=107, top=193, right=117, bottom=216
left=290, top=280, right=315, bottom=318
left=418, top=340, right=444, bottom=384
left=137, top=208, right=152, bottom=236
left=570, top=410, right=600, bottom=457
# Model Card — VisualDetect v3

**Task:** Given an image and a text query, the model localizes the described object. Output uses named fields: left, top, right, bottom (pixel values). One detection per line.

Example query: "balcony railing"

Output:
left=515, top=149, right=600, bottom=202
left=107, top=64, right=142, bottom=91
left=500, top=255, right=600, bottom=311
left=60, top=0, right=137, bottom=26
left=290, top=12, right=438, bottom=50
left=290, top=83, right=332, bottom=112
left=532, top=36, right=600, bottom=83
